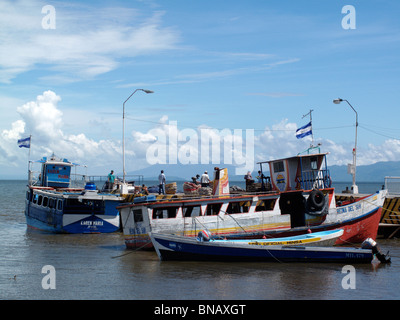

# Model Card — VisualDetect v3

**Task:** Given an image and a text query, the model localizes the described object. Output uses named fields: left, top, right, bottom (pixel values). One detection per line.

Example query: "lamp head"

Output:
left=142, top=89, right=154, bottom=94
left=333, top=98, right=343, bottom=104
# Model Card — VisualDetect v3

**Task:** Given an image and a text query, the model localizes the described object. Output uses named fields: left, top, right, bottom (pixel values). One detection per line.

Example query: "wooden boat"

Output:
left=118, top=153, right=387, bottom=249
left=25, top=154, right=124, bottom=233
left=150, top=232, right=391, bottom=263
left=198, top=229, right=344, bottom=247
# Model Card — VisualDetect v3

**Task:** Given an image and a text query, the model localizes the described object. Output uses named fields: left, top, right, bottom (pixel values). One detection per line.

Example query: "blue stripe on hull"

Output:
left=155, top=238, right=373, bottom=263
left=63, top=215, right=119, bottom=233
left=25, top=203, right=120, bottom=234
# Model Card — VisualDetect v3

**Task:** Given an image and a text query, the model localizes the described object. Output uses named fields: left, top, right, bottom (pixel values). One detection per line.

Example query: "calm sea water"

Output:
left=1, top=179, right=400, bottom=301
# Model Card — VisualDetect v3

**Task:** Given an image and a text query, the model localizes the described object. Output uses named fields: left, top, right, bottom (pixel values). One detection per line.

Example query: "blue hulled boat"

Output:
left=25, top=154, right=124, bottom=233
left=150, top=231, right=391, bottom=263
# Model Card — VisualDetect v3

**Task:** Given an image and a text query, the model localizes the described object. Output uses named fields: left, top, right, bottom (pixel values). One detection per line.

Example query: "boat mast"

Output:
left=27, top=134, right=32, bottom=185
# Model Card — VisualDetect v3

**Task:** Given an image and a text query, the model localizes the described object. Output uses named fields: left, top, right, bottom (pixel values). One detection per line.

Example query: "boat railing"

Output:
left=28, top=169, right=41, bottom=186
left=28, top=170, right=144, bottom=190
left=299, top=169, right=331, bottom=190
left=384, top=176, right=400, bottom=196
left=87, top=174, right=144, bottom=186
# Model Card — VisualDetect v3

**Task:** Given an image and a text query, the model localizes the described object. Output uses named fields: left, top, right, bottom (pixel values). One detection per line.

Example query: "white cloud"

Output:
left=363, top=140, right=400, bottom=164
left=0, top=1, right=180, bottom=83
left=2, top=90, right=400, bottom=178
left=0, top=90, right=123, bottom=173
left=17, top=90, right=63, bottom=142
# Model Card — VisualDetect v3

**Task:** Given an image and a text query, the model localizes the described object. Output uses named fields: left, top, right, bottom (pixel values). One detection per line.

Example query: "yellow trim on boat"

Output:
left=247, top=237, right=321, bottom=246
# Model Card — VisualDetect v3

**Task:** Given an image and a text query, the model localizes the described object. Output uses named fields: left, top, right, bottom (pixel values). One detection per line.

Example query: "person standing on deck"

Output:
left=158, top=170, right=166, bottom=195
left=201, top=171, right=210, bottom=187
left=108, top=170, right=115, bottom=191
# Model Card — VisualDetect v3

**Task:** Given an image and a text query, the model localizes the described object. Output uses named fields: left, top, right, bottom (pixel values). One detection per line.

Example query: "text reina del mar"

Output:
left=154, top=304, right=246, bottom=317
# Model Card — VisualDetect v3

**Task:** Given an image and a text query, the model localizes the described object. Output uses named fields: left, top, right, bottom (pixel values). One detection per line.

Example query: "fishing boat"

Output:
left=196, top=229, right=343, bottom=247
left=150, top=232, right=391, bottom=263
left=25, top=154, right=124, bottom=233
left=119, top=153, right=387, bottom=249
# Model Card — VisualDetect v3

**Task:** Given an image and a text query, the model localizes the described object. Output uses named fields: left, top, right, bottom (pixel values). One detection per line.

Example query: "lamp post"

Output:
left=333, top=98, right=358, bottom=194
left=122, top=89, right=154, bottom=186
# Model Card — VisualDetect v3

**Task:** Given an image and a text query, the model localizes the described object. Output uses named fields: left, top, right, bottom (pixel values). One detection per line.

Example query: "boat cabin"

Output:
left=258, top=153, right=331, bottom=192
left=29, top=155, right=74, bottom=188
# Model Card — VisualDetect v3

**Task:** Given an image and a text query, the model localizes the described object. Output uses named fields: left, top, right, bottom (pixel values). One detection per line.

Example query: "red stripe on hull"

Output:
left=335, top=207, right=382, bottom=245
left=125, top=238, right=153, bottom=250
left=124, top=207, right=383, bottom=249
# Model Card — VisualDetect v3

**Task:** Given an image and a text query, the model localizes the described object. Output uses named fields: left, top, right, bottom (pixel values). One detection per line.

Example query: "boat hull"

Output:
left=25, top=187, right=122, bottom=234
left=221, top=205, right=383, bottom=245
left=150, top=233, right=374, bottom=263
left=121, top=190, right=386, bottom=249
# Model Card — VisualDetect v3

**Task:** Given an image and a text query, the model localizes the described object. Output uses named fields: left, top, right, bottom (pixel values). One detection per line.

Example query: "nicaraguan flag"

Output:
left=296, top=122, right=312, bottom=139
left=18, top=136, right=31, bottom=148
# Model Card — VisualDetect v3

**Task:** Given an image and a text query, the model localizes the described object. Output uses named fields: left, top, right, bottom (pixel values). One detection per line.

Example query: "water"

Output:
left=1, top=180, right=400, bottom=301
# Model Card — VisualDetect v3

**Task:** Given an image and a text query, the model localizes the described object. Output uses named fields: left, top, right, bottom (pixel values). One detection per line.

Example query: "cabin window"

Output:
left=63, top=199, right=103, bottom=214
left=310, top=157, right=318, bottom=170
left=43, top=197, right=48, bottom=207
left=26, top=191, right=30, bottom=201
left=33, top=194, right=38, bottom=204
left=183, top=205, right=202, bottom=217
left=255, top=199, right=277, bottom=212
left=57, top=200, right=63, bottom=210
left=226, top=201, right=252, bottom=214
left=205, top=203, right=222, bottom=216
left=38, top=195, right=43, bottom=206
left=133, top=209, right=143, bottom=222
left=152, top=207, right=178, bottom=219
left=49, top=198, right=56, bottom=209
left=273, top=161, right=284, bottom=173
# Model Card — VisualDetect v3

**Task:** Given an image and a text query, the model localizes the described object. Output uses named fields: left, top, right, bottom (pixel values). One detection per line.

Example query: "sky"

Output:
left=0, top=0, right=399, bottom=179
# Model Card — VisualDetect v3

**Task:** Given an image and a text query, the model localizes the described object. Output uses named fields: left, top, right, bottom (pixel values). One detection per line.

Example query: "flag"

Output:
left=296, top=122, right=312, bottom=139
left=18, top=136, right=31, bottom=148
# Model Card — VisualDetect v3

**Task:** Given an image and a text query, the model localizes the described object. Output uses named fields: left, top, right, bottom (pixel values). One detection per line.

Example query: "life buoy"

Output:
left=307, top=189, right=325, bottom=212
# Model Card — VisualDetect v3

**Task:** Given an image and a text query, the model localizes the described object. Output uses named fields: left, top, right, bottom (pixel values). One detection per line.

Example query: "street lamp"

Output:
left=122, top=89, right=154, bottom=186
left=333, top=98, right=358, bottom=194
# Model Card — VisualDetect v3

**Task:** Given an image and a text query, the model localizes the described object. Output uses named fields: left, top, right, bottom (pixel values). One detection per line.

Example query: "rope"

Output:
left=220, top=209, right=248, bottom=233
left=111, top=240, right=153, bottom=259
left=265, top=247, right=284, bottom=263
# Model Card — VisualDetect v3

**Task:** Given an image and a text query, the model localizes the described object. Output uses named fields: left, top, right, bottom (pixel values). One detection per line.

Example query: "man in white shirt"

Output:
left=200, top=171, right=210, bottom=187
left=158, top=170, right=166, bottom=195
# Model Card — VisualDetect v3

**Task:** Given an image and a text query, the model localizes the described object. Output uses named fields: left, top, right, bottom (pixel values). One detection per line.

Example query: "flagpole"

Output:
left=27, top=134, right=32, bottom=185
left=28, top=134, right=31, bottom=159
left=302, top=109, right=314, bottom=147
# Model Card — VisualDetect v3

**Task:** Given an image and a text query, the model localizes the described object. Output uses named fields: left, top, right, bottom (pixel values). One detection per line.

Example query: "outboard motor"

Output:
left=197, top=230, right=212, bottom=242
left=362, top=238, right=391, bottom=264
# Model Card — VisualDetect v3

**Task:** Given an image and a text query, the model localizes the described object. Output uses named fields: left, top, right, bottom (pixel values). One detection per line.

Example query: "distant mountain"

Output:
left=329, top=161, right=400, bottom=182
left=127, top=160, right=400, bottom=183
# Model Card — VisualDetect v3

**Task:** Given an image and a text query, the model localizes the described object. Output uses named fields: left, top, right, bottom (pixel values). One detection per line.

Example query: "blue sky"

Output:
left=0, top=0, right=399, bottom=179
